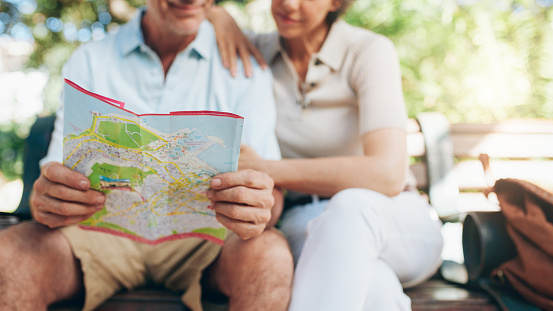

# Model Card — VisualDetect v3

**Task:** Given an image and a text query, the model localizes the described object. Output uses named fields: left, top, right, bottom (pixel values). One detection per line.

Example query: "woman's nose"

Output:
left=281, top=0, right=300, bottom=10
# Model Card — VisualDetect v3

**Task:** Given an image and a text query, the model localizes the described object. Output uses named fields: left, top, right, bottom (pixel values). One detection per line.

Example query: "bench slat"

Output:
left=412, top=160, right=553, bottom=191
left=451, top=133, right=553, bottom=158
left=406, top=280, right=500, bottom=311
left=451, top=120, right=553, bottom=134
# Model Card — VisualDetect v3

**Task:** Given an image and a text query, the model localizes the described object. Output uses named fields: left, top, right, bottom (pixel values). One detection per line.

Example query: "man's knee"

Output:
left=1, top=222, right=65, bottom=257
left=1, top=223, right=61, bottom=278
left=207, top=230, right=292, bottom=310
left=0, top=223, right=50, bottom=298
left=225, top=228, right=293, bottom=268
left=0, top=222, right=80, bottom=301
left=215, top=229, right=293, bottom=290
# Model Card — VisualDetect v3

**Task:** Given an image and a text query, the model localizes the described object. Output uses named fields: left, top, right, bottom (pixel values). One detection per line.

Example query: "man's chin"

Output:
left=172, top=21, right=202, bottom=36
left=168, top=2, right=204, bottom=17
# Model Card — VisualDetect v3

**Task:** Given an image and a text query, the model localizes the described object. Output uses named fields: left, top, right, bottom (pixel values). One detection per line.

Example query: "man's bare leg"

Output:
left=0, top=222, right=83, bottom=311
left=205, top=228, right=294, bottom=311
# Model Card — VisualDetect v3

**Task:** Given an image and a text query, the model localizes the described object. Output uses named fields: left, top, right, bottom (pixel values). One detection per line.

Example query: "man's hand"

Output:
left=30, top=162, right=106, bottom=228
left=207, top=169, right=274, bottom=240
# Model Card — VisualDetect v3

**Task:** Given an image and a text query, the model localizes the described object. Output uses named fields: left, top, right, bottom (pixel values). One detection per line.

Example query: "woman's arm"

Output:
left=239, top=128, right=407, bottom=198
left=207, top=6, right=267, bottom=77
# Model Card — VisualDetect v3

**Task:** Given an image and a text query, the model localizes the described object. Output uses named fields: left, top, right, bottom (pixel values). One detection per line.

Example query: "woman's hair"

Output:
left=326, top=0, right=355, bottom=25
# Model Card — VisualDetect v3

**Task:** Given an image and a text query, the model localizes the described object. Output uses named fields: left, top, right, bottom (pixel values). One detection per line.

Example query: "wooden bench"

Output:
left=408, top=113, right=553, bottom=216
left=404, top=112, right=552, bottom=311
left=3, top=112, right=552, bottom=310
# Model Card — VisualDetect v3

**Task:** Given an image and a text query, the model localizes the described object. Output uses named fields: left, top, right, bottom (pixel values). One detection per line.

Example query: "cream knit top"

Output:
left=251, top=20, right=414, bottom=187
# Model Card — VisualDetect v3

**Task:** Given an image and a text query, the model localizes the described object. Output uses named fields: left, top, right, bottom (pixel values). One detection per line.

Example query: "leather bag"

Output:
left=491, top=178, right=553, bottom=311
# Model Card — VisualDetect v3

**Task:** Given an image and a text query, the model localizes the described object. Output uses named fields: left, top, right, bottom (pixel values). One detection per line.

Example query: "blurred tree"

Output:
left=344, top=0, right=553, bottom=121
left=2, top=0, right=552, bottom=121
left=0, top=0, right=552, bottom=182
left=0, top=0, right=142, bottom=180
left=1, top=0, right=143, bottom=113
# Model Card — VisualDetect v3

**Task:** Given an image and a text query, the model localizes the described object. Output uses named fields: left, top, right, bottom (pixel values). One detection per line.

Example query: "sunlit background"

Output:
left=1, top=0, right=552, bottom=213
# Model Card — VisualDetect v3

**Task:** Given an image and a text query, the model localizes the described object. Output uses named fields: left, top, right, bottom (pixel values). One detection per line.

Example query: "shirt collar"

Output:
left=316, top=19, right=348, bottom=71
left=266, top=32, right=283, bottom=65
left=188, top=21, right=212, bottom=60
left=268, top=19, right=348, bottom=71
left=119, top=7, right=145, bottom=56
left=119, top=7, right=212, bottom=60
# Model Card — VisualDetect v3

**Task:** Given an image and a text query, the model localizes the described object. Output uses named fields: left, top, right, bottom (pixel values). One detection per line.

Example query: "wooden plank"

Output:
left=412, top=160, right=553, bottom=191
left=454, top=160, right=553, bottom=190
left=410, top=162, right=428, bottom=190
left=408, top=132, right=426, bottom=157
left=407, top=118, right=553, bottom=158
left=96, top=289, right=187, bottom=311
left=100, top=281, right=503, bottom=311
left=451, top=119, right=553, bottom=134
left=105, top=289, right=182, bottom=302
left=456, top=193, right=500, bottom=213
left=407, top=118, right=421, bottom=133
left=406, top=280, right=500, bottom=311
left=97, top=301, right=186, bottom=311
left=450, top=133, right=553, bottom=158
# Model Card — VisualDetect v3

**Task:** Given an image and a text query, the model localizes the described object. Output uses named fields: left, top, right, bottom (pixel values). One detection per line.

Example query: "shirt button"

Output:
left=309, top=82, right=317, bottom=88
left=314, top=59, right=322, bottom=66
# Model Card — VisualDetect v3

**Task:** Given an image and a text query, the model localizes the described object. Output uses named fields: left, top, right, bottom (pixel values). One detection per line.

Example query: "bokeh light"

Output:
left=46, top=17, right=62, bottom=33
left=77, top=28, right=92, bottom=42
left=10, top=22, right=33, bottom=42
left=16, top=0, right=37, bottom=15
left=99, top=11, right=112, bottom=25
left=62, top=22, right=77, bottom=41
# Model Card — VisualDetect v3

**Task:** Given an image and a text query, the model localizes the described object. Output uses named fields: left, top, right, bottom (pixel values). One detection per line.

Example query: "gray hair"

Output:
left=326, top=0, right=356, bottom=25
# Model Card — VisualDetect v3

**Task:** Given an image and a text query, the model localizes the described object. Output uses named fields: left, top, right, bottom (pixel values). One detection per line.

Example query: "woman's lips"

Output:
left=276, top=13, right=300, bottom=25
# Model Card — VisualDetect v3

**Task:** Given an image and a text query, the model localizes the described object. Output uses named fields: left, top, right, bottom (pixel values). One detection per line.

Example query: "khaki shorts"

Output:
left=60, top=225, right=222, bottom=311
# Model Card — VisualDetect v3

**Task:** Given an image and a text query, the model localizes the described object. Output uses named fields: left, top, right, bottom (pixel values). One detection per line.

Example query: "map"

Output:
left=62, top=79, right=243, bottom=245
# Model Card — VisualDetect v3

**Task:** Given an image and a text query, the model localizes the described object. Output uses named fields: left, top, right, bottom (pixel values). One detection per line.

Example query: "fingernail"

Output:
left=211, top=178, right=221, bottom=187
left=231, top=70, right=237, bottom=77
left=206, top=190, right=213, bottom=199
left=79, top=180, right=88, bottom=190
left=97, top=195, right=105, bottom=204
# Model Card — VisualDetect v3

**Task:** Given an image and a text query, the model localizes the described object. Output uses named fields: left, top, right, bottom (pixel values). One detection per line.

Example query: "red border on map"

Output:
left=65, top=79, right=244, bottom=119
left=78, top=225, right=225, bottom=246
left=66, top=77, right=234, bottom=246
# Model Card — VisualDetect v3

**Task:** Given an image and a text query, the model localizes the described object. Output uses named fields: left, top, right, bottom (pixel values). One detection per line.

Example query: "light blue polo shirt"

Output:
left=41, top=8, right=280, bottom=165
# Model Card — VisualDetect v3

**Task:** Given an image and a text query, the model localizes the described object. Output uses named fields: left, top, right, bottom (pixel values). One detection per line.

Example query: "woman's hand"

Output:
left=208, top=6, right=267, bottom=77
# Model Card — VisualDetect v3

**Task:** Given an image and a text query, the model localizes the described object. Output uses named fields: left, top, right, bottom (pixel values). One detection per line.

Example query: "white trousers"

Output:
left=280, top=189, right=444, bottom=311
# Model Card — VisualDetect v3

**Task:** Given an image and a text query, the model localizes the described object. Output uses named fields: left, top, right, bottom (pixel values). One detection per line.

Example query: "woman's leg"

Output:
left=279, top=200, right=327, bottom=264
left=285, top=189, right=443, bottom=311
left=362, top=259, right=412, bottom=311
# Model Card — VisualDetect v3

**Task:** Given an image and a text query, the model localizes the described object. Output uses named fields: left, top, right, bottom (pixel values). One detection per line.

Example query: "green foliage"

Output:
left=0, top=0, right=552, bottom=184
left=0, top=124, right=26, bottom=180
left=344, top=0, right=553, bottom=121
left=3, top=0, right=552, bottom=121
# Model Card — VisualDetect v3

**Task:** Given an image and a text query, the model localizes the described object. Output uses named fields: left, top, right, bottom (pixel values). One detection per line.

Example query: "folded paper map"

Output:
left=62, top=79, right=243, bottom=245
